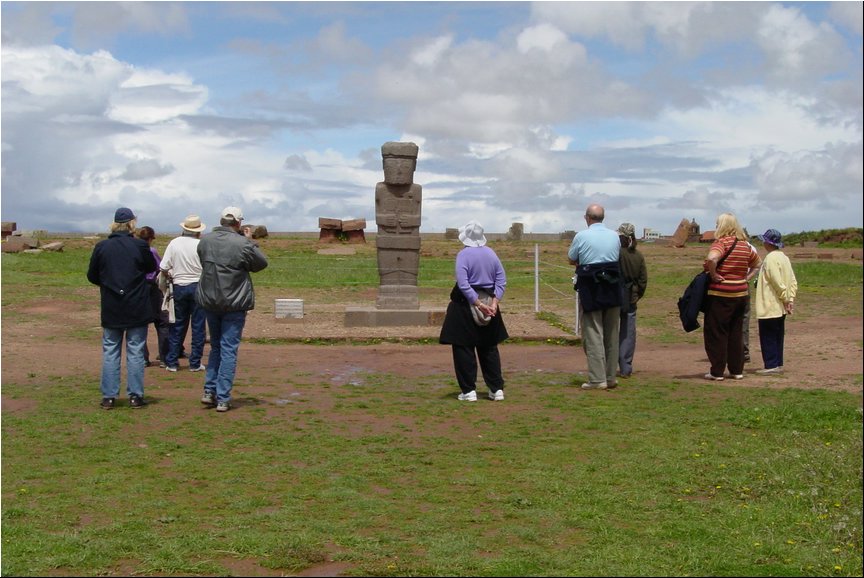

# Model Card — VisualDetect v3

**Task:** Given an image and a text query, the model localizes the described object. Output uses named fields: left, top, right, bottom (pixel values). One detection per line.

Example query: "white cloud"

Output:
left=411, top=35, right=453, bottom=67
left=517, top=24, right=569, bottom=53
left=108, top=70, right=209, bottom=124
left=757, top=4, right=851, bottom=85
left=829, top=1, right=864, bottom=36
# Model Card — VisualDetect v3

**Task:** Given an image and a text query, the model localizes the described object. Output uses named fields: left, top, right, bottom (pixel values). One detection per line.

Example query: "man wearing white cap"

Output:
left=195, top=206, right=268, bottom=412
left=160, top=214, right=208, bottom=373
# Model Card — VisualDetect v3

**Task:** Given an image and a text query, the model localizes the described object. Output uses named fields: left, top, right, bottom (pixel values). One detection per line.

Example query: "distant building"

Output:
left=643, top=228, right=663, bottom=240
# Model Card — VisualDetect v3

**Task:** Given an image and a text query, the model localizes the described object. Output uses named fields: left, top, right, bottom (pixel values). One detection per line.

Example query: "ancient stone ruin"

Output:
left=344, top=141, right=444, bottom=327
left=374, top=141, right=422, bottom=310
left=318, top=218, right=367, bottom=244
left=671, top=218, right=700, bottom=248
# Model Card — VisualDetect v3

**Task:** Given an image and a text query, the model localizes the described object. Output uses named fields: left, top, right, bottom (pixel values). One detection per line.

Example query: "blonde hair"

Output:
left=110, top=219, right=137, bottom=234
left=714, top=213, right=747, bottom=241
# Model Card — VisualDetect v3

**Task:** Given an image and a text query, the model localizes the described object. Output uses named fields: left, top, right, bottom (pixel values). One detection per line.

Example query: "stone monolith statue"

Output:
left=375, top=141, right=421, bottom=310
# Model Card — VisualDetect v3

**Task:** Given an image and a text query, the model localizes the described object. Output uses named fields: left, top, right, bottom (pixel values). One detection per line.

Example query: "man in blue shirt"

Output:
left=568, top=204, right=622, bottom=390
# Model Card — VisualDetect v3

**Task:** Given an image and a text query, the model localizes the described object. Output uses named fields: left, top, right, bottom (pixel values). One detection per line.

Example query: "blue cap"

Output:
left=757, top=228, right=783, bottom=248
left=114, top=207, right=136, bottom=224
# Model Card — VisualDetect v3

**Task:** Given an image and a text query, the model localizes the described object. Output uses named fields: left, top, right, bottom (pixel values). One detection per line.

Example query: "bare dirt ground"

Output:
left=2, top=296, right=861, bottom=414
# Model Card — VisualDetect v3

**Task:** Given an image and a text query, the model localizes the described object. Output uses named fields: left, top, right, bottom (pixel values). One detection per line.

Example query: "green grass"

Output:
left=2, top=372, right=861, bottom=576
left=2, top=235, right=863, bottom=576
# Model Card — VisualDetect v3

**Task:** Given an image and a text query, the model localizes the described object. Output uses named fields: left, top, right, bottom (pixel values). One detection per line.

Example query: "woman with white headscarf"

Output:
left=439, top=221, right=509, bottom=402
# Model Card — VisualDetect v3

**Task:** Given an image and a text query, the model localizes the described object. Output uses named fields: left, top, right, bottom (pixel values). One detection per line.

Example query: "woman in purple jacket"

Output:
left=439, top=221, right=509, bottom=402
left=136, top=226, right=170, bottom=369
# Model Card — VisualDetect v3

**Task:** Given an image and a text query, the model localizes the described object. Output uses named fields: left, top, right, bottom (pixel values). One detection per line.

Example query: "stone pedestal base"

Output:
left=376, top=285, right=419, bottom=310
left=345, top=307, right=446, bottom=327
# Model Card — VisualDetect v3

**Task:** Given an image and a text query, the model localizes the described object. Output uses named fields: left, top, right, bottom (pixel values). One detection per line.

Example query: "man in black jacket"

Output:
left=87, top=207, right=156, bottom=409
left=196, top=206, right=268, bottom=412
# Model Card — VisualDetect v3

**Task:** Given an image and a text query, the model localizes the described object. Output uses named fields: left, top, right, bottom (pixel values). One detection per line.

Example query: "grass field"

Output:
left=2, top=235, right=862, bottom=576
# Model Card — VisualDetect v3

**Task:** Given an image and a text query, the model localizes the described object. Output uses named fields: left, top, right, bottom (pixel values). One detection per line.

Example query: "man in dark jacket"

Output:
left=616, top=223, right=648, bottom=378
left=87, top=207, right=156, bottom=409
left=196, top=206, right=268, bottom=412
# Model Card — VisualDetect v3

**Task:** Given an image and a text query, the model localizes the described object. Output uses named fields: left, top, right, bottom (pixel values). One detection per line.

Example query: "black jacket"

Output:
left=575, top=261, right=622, bottom=313
left=87, top=232, right=156, bottom=329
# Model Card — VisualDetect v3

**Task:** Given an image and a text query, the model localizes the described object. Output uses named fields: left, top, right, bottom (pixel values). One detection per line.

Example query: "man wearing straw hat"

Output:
left=160, top=214, right=207, bottom=373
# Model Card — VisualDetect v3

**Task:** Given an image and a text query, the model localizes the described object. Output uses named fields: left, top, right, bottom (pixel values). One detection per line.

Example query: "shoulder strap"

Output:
left=717, top=239, right=738, bottom=267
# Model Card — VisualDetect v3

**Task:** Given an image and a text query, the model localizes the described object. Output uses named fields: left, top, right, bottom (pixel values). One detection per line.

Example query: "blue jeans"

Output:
left=101, top=325, right=147, bottom=399
left=204, top=310, right=247, bottom=403
left=166, top=283, right=206, bottom=368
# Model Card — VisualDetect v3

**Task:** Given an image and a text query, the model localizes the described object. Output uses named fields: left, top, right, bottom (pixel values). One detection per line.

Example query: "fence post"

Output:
left=574, top=291, right=580, bottom=336
left=534, top=244, right=540, bottom=313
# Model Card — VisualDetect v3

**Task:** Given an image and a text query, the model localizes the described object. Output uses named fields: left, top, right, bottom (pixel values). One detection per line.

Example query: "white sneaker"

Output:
left=189, top=365, right=206, bottom=372
left=581, top=382, right=608, bottom=390
left=457, top=391, right=477, bottom=402
left=488, top=389, right=504, bottom=401
left=731, top=374, right=744, bottom=380
left=755, top=367, right=783, bottom=375
left=704, top=373, right=724, bottom=381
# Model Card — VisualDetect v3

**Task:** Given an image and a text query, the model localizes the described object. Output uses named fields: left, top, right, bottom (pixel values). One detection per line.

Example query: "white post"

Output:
left=534, top=244, right=540, bottom=313
left=574, top=291, right=581, bottom=336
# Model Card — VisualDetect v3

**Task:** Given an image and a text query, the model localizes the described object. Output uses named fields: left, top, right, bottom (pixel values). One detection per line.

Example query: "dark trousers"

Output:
left=758, top=316, right=786, bottom=370
left=143, top=283, right=170, bottom=364
left=704, top=295, right=747, bottom=377
left=451, top=344, right=504, bottom=394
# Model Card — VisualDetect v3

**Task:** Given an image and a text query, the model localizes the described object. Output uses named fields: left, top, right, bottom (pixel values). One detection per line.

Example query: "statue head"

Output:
left=381, top=141, right=418, bottom=185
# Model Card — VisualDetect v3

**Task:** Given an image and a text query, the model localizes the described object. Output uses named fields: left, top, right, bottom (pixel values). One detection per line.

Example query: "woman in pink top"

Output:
left=702, top=213, right=761, bottom=381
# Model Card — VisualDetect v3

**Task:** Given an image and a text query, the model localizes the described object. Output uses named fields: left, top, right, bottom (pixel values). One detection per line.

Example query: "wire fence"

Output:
left=257, top=244, right=580, bottom=333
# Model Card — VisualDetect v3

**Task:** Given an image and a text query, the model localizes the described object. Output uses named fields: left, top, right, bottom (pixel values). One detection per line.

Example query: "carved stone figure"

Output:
left=375, top=141, right=421, bottom=309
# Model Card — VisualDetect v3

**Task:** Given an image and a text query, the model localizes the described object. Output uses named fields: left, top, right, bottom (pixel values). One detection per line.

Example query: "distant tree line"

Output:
left=767, top=227, right=864, bottom=248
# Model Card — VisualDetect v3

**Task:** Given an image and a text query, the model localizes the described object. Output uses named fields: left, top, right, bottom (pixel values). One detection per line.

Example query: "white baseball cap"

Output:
left=221, top=206, right=244, bottom=221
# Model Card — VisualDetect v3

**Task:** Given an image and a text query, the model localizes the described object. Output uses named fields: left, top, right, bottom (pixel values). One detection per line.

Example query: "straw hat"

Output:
left=180, top=214, right=206, bottom=233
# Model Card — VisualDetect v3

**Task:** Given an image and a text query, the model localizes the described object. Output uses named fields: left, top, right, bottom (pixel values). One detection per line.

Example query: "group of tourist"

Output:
left=87, top=206, right=268, bottom=412
left=563, top=204, right=796, bottom=392
left=441, top=204, right=797, bottom=402
left=88, top=202, right=797, bottom=411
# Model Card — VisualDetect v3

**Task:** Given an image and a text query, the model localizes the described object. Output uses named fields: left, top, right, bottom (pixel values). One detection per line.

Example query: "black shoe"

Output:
left=129, top=394, right=148, bottom=408
left=100, top=397, right=115, bottom=410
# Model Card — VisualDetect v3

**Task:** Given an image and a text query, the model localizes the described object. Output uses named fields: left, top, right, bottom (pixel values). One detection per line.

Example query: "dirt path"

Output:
left=2, top=303, right=861, bottom=413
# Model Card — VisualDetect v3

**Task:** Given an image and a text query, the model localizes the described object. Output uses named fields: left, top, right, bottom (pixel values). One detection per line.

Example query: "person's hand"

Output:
left=476, top=301, right=497, bottom=318
left=784, top=301, right=794, bottom=315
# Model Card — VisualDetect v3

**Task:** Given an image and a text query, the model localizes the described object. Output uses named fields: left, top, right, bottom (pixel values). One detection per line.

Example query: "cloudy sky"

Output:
left=2, top=1, right=862, bottom=236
